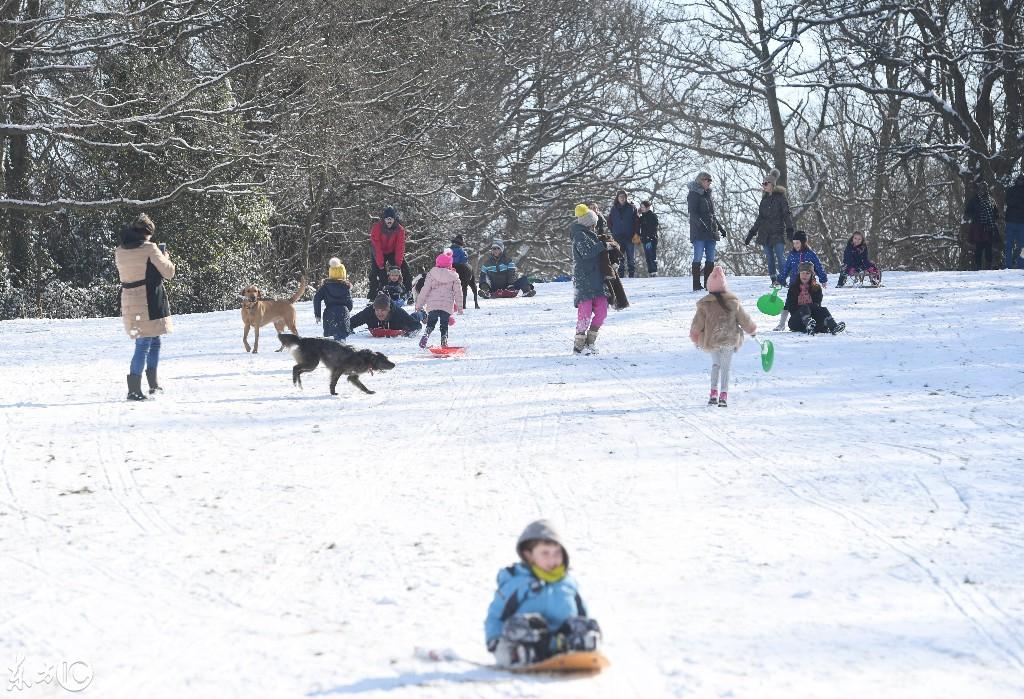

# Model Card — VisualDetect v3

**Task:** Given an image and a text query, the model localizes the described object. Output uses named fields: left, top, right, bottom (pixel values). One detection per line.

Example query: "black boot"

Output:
left=691, top=263, right=702, bottom=292
left=145, top=368, right=162, bottom=396
left=127, top=374, right=147, bottom=401
left=702, top=266, right=711, bottom=290
left=837, top=273, right=847, bottom=288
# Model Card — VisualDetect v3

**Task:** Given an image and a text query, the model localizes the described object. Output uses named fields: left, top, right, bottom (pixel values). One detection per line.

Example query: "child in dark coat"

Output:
left=784, top=262, right=846, bottom=335
left=838, top=231, right=881, bottom=287
left=484, top=520, right=601, bottom=667
left=381, top=266, right=408, bottom=306
left=313, top=258, right=353, bottom=340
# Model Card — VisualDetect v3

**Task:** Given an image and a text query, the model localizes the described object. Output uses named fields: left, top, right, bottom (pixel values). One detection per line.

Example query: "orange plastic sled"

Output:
left=506, top=651, right=610, bottom=674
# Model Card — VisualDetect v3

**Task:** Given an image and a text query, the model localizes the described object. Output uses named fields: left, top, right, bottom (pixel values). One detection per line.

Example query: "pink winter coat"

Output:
left=415, top=266, right=462, bottom=314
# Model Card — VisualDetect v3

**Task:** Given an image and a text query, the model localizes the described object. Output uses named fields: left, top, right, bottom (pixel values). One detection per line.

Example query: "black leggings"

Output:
left=789, top=304, right=833, bottom=332
left=425, top=310, right=450, bottom=338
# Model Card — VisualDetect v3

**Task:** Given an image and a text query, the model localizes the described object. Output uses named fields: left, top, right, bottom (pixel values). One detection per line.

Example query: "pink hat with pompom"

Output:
left=435, top=248, right=454, bottom=268
left=706, top=266, right=728, bottom=293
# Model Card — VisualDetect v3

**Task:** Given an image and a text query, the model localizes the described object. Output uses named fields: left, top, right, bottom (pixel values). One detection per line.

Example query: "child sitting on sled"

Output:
left=838, top=230, right=882, bottom=287
left=781, top=262, right=846, bottom=335
left=689, top=266, right=758, bottom=408
left=381, top=266, right=408, bottom=306
left=484, top=520, right=602, bottom=667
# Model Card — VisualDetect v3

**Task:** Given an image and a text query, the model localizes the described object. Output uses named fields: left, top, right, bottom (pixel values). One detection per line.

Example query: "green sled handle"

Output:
left=757, top=286, right=784, bottom=316
left=755, top=336, right=774, bottom=373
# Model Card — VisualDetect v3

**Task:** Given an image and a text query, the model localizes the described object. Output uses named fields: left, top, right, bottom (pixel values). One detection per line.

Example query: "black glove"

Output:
left=486, top=637, right=498, bottom=652
left=744, top=231, right=755, bottom=246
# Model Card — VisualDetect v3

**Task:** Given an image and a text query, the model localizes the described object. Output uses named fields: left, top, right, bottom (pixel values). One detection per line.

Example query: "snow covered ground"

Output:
left=1, top=271, right=1023, bottom=698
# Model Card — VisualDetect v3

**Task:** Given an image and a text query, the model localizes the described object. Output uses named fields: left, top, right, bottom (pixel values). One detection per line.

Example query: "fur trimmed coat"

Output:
left=746, top=188, right=795, bottom=247
left=689, top=292, right=756, bottom=351
left=115, top=240, right=176, bottom=338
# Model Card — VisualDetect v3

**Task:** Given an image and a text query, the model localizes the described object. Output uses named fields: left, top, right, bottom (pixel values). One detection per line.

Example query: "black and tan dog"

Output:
left=277, top=333, right=395, bottom=395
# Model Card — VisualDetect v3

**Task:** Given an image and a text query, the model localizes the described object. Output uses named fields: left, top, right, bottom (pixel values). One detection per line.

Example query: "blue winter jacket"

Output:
left=571, top=223, right=606, bottom=307
left=480, top=252, right=518, bottom=288
left=778, top=249, right=827, bottom=285
left=484, top=563, right=588, bottom=645
left=451, top=244, right=469, bottom=266
left=313, top=280, right=353, bottom=319
left=608, top=201, right=639, bottom=241
left=842, top=242, right=873, bottom=271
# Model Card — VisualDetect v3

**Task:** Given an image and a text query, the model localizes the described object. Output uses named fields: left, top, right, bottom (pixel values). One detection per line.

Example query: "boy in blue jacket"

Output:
left=484, top=520, right=601, bottom=666
left=776, top=230, right=828, bottom=287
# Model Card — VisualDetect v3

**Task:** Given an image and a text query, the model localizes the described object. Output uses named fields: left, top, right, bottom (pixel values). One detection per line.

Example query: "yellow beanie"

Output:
left=574, top=204, right=590, bottom=218
left=328, top=257, right=347, bottom=280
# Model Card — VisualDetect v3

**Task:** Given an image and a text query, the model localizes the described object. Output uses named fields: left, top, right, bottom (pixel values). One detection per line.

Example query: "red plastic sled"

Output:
left=369, top=328, right=405, bottom=338
left=491, top=288, right=519, bottom=298
left=428, top=346, right=466, bottom=356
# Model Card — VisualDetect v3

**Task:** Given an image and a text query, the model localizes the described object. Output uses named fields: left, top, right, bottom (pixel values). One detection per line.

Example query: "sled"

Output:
left=756, top=287, right=784, bottom=316
left=428, top=346, right=467, bottom=356
left=505, top=650, right=610, bottom=674
left=755, top=337, right=774, bottom=372
left=491, top=288, right=519, bottom=299
left=369, top=328, right=405, bottom=338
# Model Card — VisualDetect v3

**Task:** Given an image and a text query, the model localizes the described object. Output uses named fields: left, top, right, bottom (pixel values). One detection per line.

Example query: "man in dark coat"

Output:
left=608, top=190, right=640, bottom=278
left=964, top=183, right=999, bottom=270
left=1003, top=174, right=1024, bottom=269
left=687, top=172, right=723, bottom=291
left=745, top=168, right=795, bottom=283
left=639, top=201, right=659, bottom=277
left=349, top=294, right=422, bottom=335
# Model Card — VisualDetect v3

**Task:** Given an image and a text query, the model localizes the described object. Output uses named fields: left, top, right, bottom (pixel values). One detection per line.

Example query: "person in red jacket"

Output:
left=368, top=206, right=412, bottom=300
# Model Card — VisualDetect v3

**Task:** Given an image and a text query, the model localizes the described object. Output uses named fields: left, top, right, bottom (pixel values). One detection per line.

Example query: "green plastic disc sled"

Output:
left=757, top=287, right=784, bottom=316
left=756, top=337, right=774, bottom=372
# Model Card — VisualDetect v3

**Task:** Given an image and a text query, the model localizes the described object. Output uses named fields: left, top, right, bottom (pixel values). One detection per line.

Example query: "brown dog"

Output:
left=240, top=277, right=307, bottom=353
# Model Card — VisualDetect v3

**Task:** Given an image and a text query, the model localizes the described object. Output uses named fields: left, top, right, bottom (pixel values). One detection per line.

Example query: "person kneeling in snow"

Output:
left=485, top=520, right=601, bottom=667
left=780, top=262, right=846, bottom=335
left=689, top=266, right=757, bottom=408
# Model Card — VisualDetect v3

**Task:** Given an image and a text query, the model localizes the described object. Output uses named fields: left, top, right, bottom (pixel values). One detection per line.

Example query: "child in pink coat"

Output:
left=416, top=249, right=463, bottom=348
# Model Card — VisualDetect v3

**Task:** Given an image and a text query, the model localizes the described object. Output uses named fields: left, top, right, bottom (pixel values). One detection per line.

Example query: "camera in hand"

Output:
left=158, top=243, right=167, bottom=253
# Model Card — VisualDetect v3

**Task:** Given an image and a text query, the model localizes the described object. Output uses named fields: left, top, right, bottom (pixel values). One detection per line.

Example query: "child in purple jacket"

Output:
left=838, top=231, right=881, bottom=287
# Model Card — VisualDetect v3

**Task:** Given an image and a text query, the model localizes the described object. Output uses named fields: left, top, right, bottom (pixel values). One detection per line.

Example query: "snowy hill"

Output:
left=2, top=272, right=1023, bottom=698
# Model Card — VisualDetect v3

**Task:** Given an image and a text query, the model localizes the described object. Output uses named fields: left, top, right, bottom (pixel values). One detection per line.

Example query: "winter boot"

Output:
left=584, top=327, right=600, bottom=355
left=145, top=368, right=162, bottom=396
left=702, top=265, right=711, bottom=290
left=718, top=391, right=728, bottom=408
left=524, top=285, right=537, bottom=298
left=837, top=272, right=847, bottom=288
left=441, top=335, right=449, bottom=348
left=803, top=316, right=817, bottom=335
left=126, top=374, right=147, bottom=401
left=829, top=319, right=846, bottom=335
left=773, top=310, right=789, bottom=332
left=649, top=271, right=658, bottom=277
left=573, top=332, right=587, bottom=354
left=419, top=332, right=430, bottom=348
left=691, top=262, right=702, bottom=291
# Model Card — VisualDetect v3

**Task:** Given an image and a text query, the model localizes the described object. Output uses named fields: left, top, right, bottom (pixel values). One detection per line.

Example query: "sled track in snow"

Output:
left=599, top=358, right=1024, bottom=673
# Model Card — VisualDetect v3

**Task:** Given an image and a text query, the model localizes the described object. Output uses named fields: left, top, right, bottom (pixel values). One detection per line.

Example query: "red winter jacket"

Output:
left=370, top=221, right=406, bottom=268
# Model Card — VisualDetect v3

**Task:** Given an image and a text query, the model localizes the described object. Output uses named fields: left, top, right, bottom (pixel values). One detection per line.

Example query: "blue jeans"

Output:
left=130, top=336, right=161, bottom=375
left=763, top=243, right=785, bottom=281
left=1005, top=222, right=1024, bottom=269
left=613, top=235, right=636, bottom=277
left=692, top=240, right=717, bottom=267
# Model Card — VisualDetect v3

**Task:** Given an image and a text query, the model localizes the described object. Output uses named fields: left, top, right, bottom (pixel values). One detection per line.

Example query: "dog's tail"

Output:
left=289, top=276, right=308, bottom=303
left=278, top=333, right=300, bottom=348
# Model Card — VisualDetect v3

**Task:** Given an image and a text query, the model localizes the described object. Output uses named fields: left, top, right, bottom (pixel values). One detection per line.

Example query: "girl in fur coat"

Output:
left=689, top=267, right=757, bottom=408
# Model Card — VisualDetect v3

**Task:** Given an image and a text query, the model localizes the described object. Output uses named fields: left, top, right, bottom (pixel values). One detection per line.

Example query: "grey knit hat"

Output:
left=764, top=168, right=781, bottom=186
left=516, top=519, right=569, bottom=568
left=579, top=210, right=599, bottom=228
left=798, top=261, right=814, bottom=274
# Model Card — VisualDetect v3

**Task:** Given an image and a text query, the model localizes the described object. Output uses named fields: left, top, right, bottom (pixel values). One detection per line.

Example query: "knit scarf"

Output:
left=797, top=282, right=812, bottom=306
left=531, top=564, right=566, bottom=583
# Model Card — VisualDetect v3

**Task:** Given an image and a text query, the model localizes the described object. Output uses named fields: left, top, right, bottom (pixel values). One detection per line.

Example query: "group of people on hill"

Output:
left=965, top=174, right=1024, bottom=271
